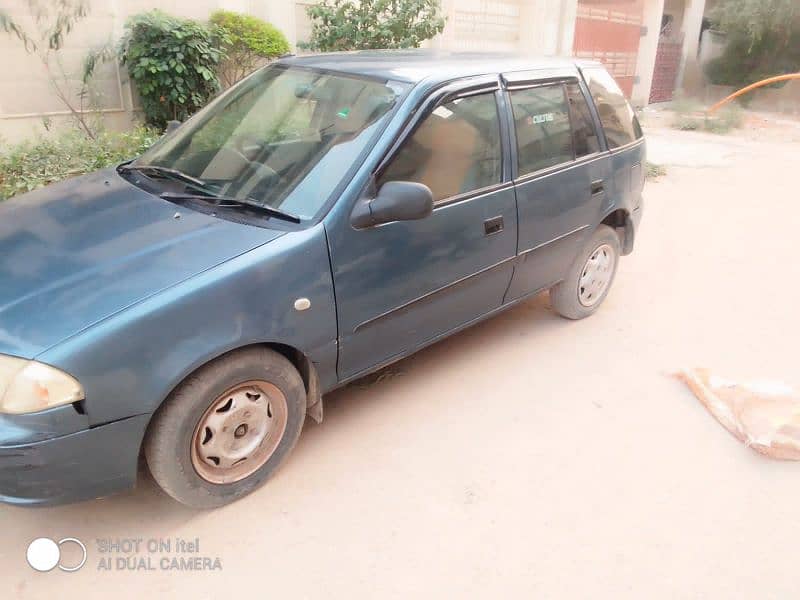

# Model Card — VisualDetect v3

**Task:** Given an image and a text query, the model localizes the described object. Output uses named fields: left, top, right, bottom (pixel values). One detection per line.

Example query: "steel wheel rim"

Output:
left=578, top=243, right=614, bottom=307
left=191, top=380, right=288, bottom=484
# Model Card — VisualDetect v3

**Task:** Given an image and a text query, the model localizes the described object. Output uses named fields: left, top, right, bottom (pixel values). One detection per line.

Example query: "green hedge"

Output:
left=0, top=127, right=160, bottom=200
left=210, top=10, right=290, bottom=86
left=706, top=0, right=800, bottom=87
left=119, top=10, right=224, bottom=128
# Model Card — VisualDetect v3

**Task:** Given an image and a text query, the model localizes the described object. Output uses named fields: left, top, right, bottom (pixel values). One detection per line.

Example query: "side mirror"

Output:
left=351, top=181, right=434, bottom=228
left=165, top=120, right=182, bottom=134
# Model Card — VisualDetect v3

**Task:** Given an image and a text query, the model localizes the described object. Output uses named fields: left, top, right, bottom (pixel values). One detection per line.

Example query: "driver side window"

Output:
left=378, top=92, right=502, bottom=203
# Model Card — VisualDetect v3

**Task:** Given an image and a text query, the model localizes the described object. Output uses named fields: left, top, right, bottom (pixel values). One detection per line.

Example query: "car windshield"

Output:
left=134, top=66, right=409, bottom=220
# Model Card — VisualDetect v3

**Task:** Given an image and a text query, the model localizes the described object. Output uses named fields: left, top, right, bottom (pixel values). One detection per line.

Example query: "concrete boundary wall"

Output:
left=1, top=0, right=581, bottom=143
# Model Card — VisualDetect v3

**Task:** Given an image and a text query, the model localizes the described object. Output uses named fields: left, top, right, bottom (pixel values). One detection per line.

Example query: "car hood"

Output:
left=0, top=169, right=285, bottom=359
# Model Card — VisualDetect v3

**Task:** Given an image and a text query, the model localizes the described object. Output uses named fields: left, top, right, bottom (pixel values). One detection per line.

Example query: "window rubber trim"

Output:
left=513, top=151, right=608, bottom=185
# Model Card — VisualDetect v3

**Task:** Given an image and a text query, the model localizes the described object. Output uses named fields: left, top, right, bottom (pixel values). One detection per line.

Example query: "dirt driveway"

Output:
left=3, top=116, right=800, bottom=599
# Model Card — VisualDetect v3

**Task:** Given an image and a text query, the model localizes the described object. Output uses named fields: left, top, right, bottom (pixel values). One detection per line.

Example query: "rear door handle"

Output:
left=591, top=180, right=605, bottom=195
left=484, top=215, right=504, bottom=236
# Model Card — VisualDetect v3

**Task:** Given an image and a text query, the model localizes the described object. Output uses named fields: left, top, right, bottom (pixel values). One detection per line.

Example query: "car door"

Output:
left=501, top=70, right=611, bottom=301
left=327, top=77, right=518, bottom=380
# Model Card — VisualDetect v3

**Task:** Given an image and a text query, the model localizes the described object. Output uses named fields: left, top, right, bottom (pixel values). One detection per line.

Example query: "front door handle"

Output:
left=591, top=179, right=605, bottom=195
left=484, top=215, right=504, bottom=236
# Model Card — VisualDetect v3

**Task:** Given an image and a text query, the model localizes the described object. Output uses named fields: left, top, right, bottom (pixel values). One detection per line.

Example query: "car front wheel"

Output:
left=549, top=224, right=620, bottom=320
left=144, top=347, right=306, bottom=508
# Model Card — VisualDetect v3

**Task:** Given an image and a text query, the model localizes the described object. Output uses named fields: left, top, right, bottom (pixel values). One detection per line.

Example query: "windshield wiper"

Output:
left=160, top=191, right=301, bottom=224
left=119, top=164, right=209, bottom=191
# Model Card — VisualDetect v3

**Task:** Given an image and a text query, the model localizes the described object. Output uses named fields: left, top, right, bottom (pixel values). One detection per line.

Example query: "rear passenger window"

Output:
left=379, top=92, right=502, bottom=203
left=583, top=68, right=643, bottom=149
left=509, top=85, right=573, bottom=175
left=566, top=83, right=600, bottom=157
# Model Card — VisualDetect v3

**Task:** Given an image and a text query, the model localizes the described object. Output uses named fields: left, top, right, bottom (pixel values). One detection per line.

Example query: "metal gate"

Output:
left=573, top=0, right=645, bottom=97
left=649, top=31, right=684, bottom=103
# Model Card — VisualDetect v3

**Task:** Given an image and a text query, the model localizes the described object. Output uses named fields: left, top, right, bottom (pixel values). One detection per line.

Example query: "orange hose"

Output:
left=708, top=73, right=800, bottom=113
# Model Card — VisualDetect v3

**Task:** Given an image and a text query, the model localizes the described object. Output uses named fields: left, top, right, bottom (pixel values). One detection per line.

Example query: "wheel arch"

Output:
left=141, top=341, right=323, bottom=449
left=263, top=342, right=324, bottom=424
left=600, top=208, right=634, bottom=255
left=134, top=340, right=324, bottom=491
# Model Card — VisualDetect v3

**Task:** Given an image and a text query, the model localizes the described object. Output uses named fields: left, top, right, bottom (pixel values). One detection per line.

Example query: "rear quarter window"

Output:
left=583, top=67, right=643, bottom=149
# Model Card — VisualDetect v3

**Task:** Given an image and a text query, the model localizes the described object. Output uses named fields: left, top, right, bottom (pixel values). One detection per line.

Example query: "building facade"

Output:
left=0, top=0, right=709, bottom=142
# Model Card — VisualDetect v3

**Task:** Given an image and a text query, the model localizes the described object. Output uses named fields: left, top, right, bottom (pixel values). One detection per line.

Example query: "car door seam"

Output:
left=322, top=223, right=341, bottom=356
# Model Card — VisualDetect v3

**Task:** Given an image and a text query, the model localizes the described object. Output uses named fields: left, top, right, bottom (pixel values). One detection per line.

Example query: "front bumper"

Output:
left=0, top=411, right=149, bottom=506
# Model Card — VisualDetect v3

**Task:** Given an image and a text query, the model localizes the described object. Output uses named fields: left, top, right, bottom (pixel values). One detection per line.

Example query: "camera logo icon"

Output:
left=26, top=537, right=87, bottom=572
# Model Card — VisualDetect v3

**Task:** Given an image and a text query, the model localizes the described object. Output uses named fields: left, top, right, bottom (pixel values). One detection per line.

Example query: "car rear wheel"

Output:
left=144, top=347, right=306, bottom=508
left=549, top=224, right=620, bottom=320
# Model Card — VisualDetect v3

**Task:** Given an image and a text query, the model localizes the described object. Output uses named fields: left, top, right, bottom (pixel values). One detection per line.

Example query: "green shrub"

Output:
left=706, top=0, right=800, bottom=87
left=646, top=162, right=667, bottom=179
left=303, top=0, right=445, bottom=52
left=210, top=10, right=289, bottom=87
left=673, top=114, right=702, bottom=131
left=669, top=96, right=703, bottom=130
left=119, top=10, right=225, bottom=128
left=0, top=126, right=160, bottom=200
left=705, top=39, right=800, bottom=88
left=705, top=104, right=744, bottom=133
left=670, top=97, right=743, bottom=134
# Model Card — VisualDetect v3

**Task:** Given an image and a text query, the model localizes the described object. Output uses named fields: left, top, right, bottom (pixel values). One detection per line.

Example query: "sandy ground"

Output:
left=3, top=116, right=800, bottom=599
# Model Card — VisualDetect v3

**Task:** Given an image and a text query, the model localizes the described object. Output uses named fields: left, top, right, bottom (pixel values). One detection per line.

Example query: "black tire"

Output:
left=144, top=347, right=306, bottom=508
left=550, top=224, right=620, bottom=320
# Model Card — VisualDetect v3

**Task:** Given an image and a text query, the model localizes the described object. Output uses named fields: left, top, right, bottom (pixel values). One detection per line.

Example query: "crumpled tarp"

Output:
left=678, top=368, right=800, bottom=460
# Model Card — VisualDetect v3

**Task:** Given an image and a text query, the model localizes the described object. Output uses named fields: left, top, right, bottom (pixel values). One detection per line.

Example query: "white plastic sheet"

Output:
left=678, top=368, right=800, bottom=460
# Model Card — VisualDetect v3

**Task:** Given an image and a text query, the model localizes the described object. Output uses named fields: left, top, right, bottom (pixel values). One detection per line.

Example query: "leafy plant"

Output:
left=706, top=0, right=800, bottom=87
left=669, top=96, right=703, bottom=130
left=704, top=105, right=744, bottom=133
left=645, top=162, right=667, bottom=179
left=670, top=97, right=743, bottom=134
left=119, top=10, right=226, bottom=128
left=0, top=0, right=111, bottom=140
left=302, top=0, right=445, bottom=52
left=672, top=114, right=701, bottom=131
left=0, top=126, right=160, bottom=200
left=210, top=10, right=289, bottom=87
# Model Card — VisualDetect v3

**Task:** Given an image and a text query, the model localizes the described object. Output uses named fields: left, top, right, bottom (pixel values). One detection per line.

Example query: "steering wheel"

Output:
left=231, top=133, right=266, bottom=161
left=222, top=135, right=283, bottom=189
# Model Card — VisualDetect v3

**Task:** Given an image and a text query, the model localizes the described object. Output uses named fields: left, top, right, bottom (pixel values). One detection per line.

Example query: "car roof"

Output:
left=277, top=49, right=601, bottom=85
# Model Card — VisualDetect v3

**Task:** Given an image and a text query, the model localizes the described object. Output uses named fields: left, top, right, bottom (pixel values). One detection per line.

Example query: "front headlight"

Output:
left=0, top=355, right=84, bottom=415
